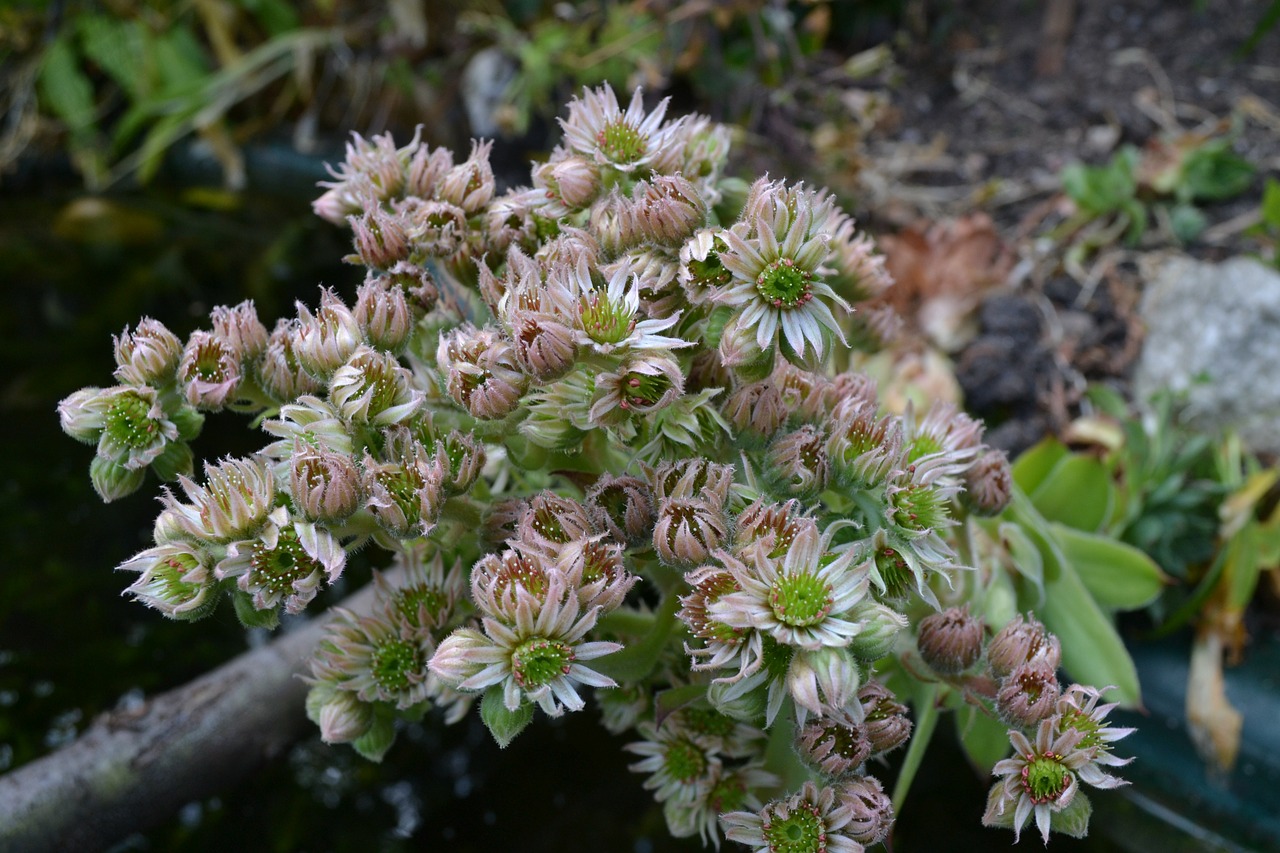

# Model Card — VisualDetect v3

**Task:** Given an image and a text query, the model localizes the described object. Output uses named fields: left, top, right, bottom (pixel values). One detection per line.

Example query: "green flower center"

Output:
left=395, top=583, right=449, bottom=627
left=874, top=547, right=913, bottom=600
left=371, top=638, right=421, bottom=694
left=619, top=370, right=673, bottom=410
left=186, top=339, right=232, bottom=382
left=770, top=571, right=833, bottom=627
left=1061, top=709, right=1105, bottom=751
left=597, top=120, right=647, bottom=164
left=889, top=481, right=950, bottom=532
left=579, top=293, right=634, bottom=345
left=663, top=737, right=708, bottom=783
left=250, top=527, right=318, bottom=596
left=688, top=254, right=732, bottom=288
left=762, top=800, right=826, bottom=853
left=682, top=706, right=737, bottom=738
left=755, top=259, right=814, bottom=309
left=156, top=553, right=204, bottom=599
left=820, top=721, right=866, bottom=760
left=709, top=776, right=749, bottom=813
left=495, top=555, right=549, bottom=599
left=1023, top=755, right=1070, bottom=804
left=511, top=637, right=574, bottom=688
left=905, top=434, right=944, bottom=463
left=106, top=391, right=162, bottom=449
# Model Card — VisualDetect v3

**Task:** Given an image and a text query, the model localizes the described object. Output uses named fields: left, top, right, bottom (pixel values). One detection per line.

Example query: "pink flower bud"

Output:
left=113, top=318, right=182, bottom=386
left=437, top=140, right=495, bottom=214
left=211, top=300, right=269, bottom=364
left=988, top=614, right=1061, bottom=679
left=258, top=319, right=323, bottom=403
left=858, top=681, right=912, bottom=757
left=653, top=496, right=729, bottom=568
left=354, top=274, right=414, bottom=353
left=917, top=606, right=985, bottom=675
left=290, top=441, right=362, bottom=523
left=179, top=331, right=242, bottom=411
left=437, top=324, right=528, bottom=420
left=348, top=201, right=411, bottom=269
left=964, top=448, right=1013, bottom=516
left=765, top=424, right=830, bottom=497
left=837, top=775, right=895, bottom=845
left=294, top=288, right=363, bottom=380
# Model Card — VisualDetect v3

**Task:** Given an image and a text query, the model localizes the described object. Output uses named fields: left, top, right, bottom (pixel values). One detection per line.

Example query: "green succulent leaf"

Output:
left=955, top=704, right=1011, bottom=776
left=1028, top=454, right=1114, bottom=533
left=1051, top=522, right=1169, bottom=610
left=351, top=706, right=397, bottom=762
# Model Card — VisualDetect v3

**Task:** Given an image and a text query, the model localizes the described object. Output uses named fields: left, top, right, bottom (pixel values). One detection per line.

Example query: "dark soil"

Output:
left=875, top=0, right=1280, bottom=454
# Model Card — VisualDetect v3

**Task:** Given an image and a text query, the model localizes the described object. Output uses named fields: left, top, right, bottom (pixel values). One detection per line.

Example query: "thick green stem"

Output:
left=892, top=681, right=940, bottom=815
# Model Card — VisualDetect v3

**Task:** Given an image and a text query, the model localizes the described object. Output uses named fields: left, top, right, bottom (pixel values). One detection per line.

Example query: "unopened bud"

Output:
left=846, top=600, right=908, bottom=662
left=858, top=681, right=912, bottom=757
left=354, top=274, right=414, bottom=353
left=211, top=301, right=269, bottom=364
left=295, top=288, right=363, bottom=380
left=258, top=319, right=323, bottom=404
left=118, top=541, right=218, bottom=620
left=348, top=201, right=411, bottom=269
left=653, top=496, right=729, bottom=567
left=585, top=474, right=655, bottom=545
left=963, top=448, right=1013, bottom=516
left=765, top=425, right=830, bottom=498
left=291, top=441, right=362, bottom=523
left=329, top=346, right=423, bottom=426
left=437, top=325, right=528, bottom=420
left=987, top=614, right=1061, bottom=679
left=307, top=684, right=374, bottom=744
left=90, top=454, right=146, bottom=502
left=838, top=775, right=895, bottom=845
left=437, top=140, right=495, bottom=214
left=113, top=318, right=182, bottom=386
left=917, top=606, right=985, bottom=675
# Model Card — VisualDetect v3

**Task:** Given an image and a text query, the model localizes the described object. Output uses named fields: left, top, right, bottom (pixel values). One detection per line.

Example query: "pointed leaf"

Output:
left=1051, top=522, right=1169, bottom=610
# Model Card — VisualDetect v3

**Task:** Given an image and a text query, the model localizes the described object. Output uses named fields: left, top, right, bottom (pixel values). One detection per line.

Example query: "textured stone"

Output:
left=1135, top=256, right=1280, bottom=453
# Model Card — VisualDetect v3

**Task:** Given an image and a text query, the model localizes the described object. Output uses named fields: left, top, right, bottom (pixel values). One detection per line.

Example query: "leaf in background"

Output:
left=1062, top=147, right=1138, bottom=216
left=1169, top=202, right=1208, bottom=243
left=1261, top=178, right=1280, bottom=229
left=236, top=0, right=301, bottom=37
left=1180, top=139, right=1255, bottom=202
left=1029, top=454, right=1115, bottom=532
left=653, top=683, right=709, bottom=727
left=77, top=15, right=153, bottom=100
left=955, top=704, right=1010, bottom=776
left=998, top=520, right=1045, bottom=604
left=37, top=34, right=96, bottom=137
left=1038, top=544, right=1142, bottom=707
left=1010, top=438, right=1068, bottom=495
left=1051, top=522, right=1169, bottom=610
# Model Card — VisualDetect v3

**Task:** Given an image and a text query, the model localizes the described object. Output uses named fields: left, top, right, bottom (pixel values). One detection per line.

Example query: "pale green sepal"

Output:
left=351, top=706, right=397, bottom=762
left=481, top=685, right=533, bottom=749
left=89, top=454, right=146, bottom=502
left=231, top=588, right=279, bottom=630
left=1054, top=790, right=1093, bottom=838
left=151, top=440, right=194, bottom=482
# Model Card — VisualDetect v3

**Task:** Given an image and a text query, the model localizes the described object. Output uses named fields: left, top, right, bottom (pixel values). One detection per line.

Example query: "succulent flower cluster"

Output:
left=59, top=84, right=1130, bottom=848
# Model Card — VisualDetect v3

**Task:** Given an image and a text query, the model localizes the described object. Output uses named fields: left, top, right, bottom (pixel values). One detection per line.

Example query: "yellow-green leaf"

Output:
left=1011, top=437, right=1068, bottom=494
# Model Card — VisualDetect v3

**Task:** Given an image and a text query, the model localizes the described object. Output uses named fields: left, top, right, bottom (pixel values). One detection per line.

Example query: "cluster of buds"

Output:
left=59, top=81, right=1135, bottom=851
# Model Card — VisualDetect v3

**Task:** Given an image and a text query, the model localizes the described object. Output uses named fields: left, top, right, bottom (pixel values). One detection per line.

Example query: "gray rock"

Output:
left=1135, top=256, right=1280, bottom=453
